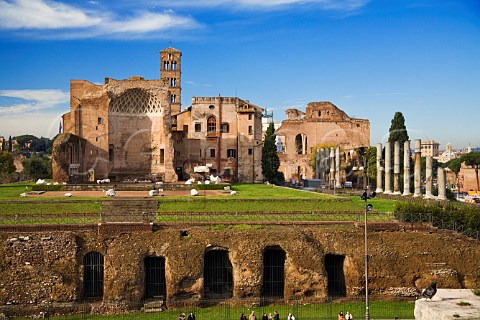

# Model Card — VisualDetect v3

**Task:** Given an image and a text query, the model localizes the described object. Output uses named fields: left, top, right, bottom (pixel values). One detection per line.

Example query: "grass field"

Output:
left=0, top=182, right=398, bottom=218
left=43, top=299, right=415, bottom=319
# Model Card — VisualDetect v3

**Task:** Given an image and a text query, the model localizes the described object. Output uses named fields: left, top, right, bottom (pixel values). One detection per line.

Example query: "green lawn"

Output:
left=45, top=300, right=414, bottom=319
left=1, top=182, right=398, bottom=222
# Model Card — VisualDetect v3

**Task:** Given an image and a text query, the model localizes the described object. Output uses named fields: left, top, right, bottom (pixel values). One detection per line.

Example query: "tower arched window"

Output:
left=207, top=116, right=217, bottom=135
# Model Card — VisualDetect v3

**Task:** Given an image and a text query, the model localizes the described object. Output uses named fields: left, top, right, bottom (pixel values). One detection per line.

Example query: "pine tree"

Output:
left=261, top=122, right=283, bottom=184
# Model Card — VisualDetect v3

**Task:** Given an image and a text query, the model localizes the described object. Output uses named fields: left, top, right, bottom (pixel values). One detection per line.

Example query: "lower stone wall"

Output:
left=0, top=223, right=479, bottom=317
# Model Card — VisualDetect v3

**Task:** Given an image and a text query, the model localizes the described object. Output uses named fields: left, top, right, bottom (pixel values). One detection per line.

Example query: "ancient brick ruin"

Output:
left=53, top=48, right=369, bottom=184
left=1, top=223, right=479, bottom=317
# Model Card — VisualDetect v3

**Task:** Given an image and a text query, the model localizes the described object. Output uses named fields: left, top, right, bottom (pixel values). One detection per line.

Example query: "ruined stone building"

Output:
left=275, top=102, right=369, bottom=182
left=173, top=96, right=263, bottom=182
left=53, top=48, right=263, bottom=183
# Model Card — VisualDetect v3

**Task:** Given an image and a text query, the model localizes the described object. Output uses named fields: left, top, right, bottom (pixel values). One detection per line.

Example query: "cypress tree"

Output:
left=387, top=112, right=410, bottom=192
left=261, top=122, right=283, bottom=184
left=388, top=112, right=409, bottom=145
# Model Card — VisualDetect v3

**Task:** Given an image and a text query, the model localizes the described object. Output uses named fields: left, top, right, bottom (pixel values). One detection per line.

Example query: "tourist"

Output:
left=187, top=312, right=196, bottom=320
left=240, top=313, right=248, bottom=320
left=249, top=310, right=257, bottom=320
left=268, top=312, right=273, bottom=320
left=287, top=313, right=296, bottom=320
left=262, top=312, right=268, bottom=320
left=338, top=311, right=345, bottom=320
left=273, top=310, right=280, bottom=320
left=345, top=311, right=353, bottom=320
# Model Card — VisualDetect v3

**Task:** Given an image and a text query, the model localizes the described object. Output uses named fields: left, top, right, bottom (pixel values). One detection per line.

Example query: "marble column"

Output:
left=413, top=139, right=422, bottom=197
left=425, top=156, right=433, bottom=199
left=384, top=141, right=392, bottom=194
left=393, top=141, right=401, bottom=194
left=438, top=167, right=447, bottom=201
left=330, top=147, right=335, bottom=188
left=376, top=143, right=384, bottom=193
left=316, top=149, right=321, bottom=180
left=324, top=148, right=330, bottom=187
left=403, top=140, right=411, bottom=196
left=335, top=146, right=342, bottom=189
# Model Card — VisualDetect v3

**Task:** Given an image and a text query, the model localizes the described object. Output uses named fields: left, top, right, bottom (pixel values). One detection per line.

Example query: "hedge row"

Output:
left=394, top=202, right=480, bottom=231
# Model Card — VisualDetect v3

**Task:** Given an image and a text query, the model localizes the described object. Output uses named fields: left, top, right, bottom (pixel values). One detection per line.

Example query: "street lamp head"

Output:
left=360, top=191, right=368, bottom=200
left=366, top=204, right=373, bottom=212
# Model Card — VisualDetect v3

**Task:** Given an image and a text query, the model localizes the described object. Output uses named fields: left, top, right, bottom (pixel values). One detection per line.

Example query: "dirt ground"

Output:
left=29, top=189, right=227, bottom=198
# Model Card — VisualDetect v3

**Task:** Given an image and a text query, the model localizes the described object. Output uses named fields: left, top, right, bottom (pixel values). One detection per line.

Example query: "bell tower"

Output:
left=160, top=47, right=182, bottom=114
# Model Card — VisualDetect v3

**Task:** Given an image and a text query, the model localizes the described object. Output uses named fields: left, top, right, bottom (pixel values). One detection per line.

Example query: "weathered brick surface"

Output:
left=1, top=223, right=479, bottom=317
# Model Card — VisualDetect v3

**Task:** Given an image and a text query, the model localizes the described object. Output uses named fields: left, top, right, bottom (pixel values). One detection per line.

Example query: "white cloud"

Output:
left=149, top=0, right=369, bottom=11
left=0, top=0, right=102, bottom=29
left=105, top=11, right=197, bottom=34
left=0, top=0, right=199, bottom=39
left=0, top=89, right=69, bottom=115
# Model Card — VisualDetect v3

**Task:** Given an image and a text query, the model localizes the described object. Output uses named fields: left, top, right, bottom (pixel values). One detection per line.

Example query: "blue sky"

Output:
left=0, top=0, right=479, bottom=150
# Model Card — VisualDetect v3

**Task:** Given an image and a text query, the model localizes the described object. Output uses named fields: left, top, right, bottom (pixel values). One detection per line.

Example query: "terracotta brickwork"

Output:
left=276, top=102, right=369, bottom=182
left=54, top=76, right=175, bottom=182
left=174, top=97, right=263, bottom=182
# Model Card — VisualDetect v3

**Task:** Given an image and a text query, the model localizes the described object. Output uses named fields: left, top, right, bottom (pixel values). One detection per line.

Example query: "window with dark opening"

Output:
left=210, top=148, right=216, bottom=158
left=325, top=254, right=346, bottom=297
left=171, top=95, right=176, bottom=103
left=172, top=62, right=177, bottom=70
left=227, top=149, right=237, bottom=158
left=98, top=117, right=103, bottom=125
left=248, top=148, right=253, bottom=155
left=204, top=250, right=233, bottom=297
left=248, top=126, right=253, bottom=135
left=109, top=144, right=114, bottom=162
left=160, top=149, right=165, bottom=164
left=221, top=123, right=230, bottom=133
left=144, top=257, right=166, bottom=299
left=83, top=252, right=104, bottom=298
left=195, top=123, right=202, bottom=132
left=262, top=247, right=285, bottom=298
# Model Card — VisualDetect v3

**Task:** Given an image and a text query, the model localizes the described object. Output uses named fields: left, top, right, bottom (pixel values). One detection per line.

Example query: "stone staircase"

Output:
left=100, top=199, right=158, bottom=223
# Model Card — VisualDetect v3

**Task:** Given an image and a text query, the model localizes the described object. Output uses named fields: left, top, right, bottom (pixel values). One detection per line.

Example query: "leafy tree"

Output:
left=460, top=151, right=480, bottom=192
left=0, top=151, right=16, bottom=174
left=366, top=146, right=377, bottom=188
left=22, top=156, right=51, bottom=181
left=261, top=122, right=283, bottom=185
left=445, top=158, right=462, bottom=192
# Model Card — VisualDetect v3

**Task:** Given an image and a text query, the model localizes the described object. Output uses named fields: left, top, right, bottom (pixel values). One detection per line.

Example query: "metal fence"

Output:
left=0, top=211, right=393, bottom=225
left=0, top=210, right=478, bottom=240
left=9, top=296, right=415, bottom=320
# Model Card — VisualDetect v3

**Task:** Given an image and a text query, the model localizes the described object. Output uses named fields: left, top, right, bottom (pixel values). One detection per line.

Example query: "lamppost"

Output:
left=361, top=188, right=375, bottom=320
left=358, top=146, right=376, bottom=320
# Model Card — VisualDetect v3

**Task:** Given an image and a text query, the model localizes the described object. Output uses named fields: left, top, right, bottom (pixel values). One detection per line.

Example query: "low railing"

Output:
left=0, top=296, right=416, bottom=319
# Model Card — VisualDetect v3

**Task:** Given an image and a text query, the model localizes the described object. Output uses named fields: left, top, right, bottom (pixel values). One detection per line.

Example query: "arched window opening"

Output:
left=204, top=250, right=233, bottom=298
left=207, top=116, right=217, bottom=135
left=262, top=247, right=285, bottom=298
left=295, top=134, right=307, bottom=155
left=83, top=252, right=104, bottom=298
left=144, top=257, right=166, bottom=299
left=325, top=254, right=346, bottom=297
